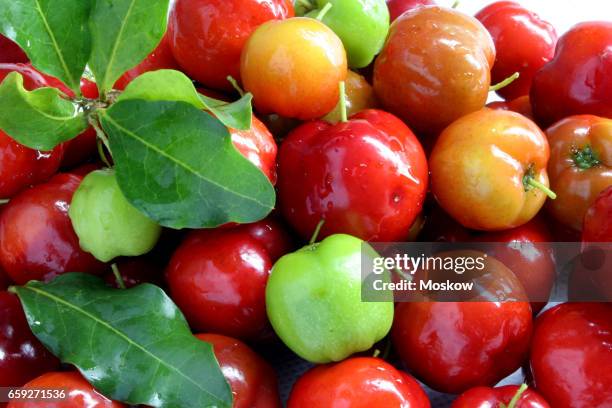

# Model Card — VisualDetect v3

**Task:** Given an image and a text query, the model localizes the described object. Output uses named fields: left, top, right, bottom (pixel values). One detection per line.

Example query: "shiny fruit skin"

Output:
left=0, top=174, right=106, bottom=285
left=69, top=169, right=162, bottom=262
left=476, top=1, right=557, bottom=100
left=240, top=17, right=347, bottom=120
left=169, top=0, right=294, bottom=92
left=430, top=109, right=550, bottom=231
left=487, top=95, right=533, bottom=119
left=306, top=0, right=389, bottom=69
left=530, top=303, right=612, bottom=408
left=229, top=115, right=277, bottom=184
left=7, top=371, right=126, bottom=408
left=196, top=334, right=281, bottom=408
left=167, top=217, right=292, bottom=341
left=545, top=115, right=612, bottom=232
left=278, top=109, right=428, bottom=241
left=474, top=217, right=555, bottom=314
left=114, top=34, right=180, bottom=90
left=386, top=0, right=434, bottom=22
left=393, top=301, right=532, bottom=394
left=452, top=385, right=550, bottom=408
left=583, top=186, right=612, bottom=242
left=0, top=130, right=64, bottom=198
left=288, top=357, right=430, bottom=408
left=0, top=292, right=60, bottom=388
left=531, top=22, right=612, bottom=127
left=323, top=70, right=377, bottom=123
left=0, top=35, right=28, bottom=63
left=373, top=6, right=495, bottom=137
left=267, top=234, right=394, bottom=363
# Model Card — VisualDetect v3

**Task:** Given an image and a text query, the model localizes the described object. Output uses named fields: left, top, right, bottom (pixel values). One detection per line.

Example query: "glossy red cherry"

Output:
left=168, top=0, right=294, bottom=91
left=0, top=130, right=64, bottom=199
left=452, top=385, right=550, bottom=408
left=278, top=109, right=428, bottom=242
left=167, top=217, right=292, bottom=341
left=288, top=357, right=430, bottom=408
left=196, top=334, right=281, bottom=408
left=0, top=35, right=28, bottom=64
left=0, top=292, right=60, bottom=388
left=393, top=301, right=532, bottom=394
left=530, top=303, right=612, bottom=408
left=7, top=371, right=126, bottom=408
left=114, top=34, right=180, bottom=90
left=583, top=186, right=612, bottom=242
left=386, top=0, right=435, bottom=22
left=229, top=115, right=278, bottom=184
left=476, top=1, right=557, bottom=100
left=531, top=22, right=612, bottom=126
left=0, top=173, right=106, bottom=285
left=473, top=217, right=555, bottom=314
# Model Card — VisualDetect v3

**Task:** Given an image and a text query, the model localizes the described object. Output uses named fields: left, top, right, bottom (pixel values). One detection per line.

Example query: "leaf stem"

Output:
left=111, top=263, right=126, bottom=289
left=339, top=81, right=348, bottom=123
left=226, top=76, right=245, bottom=97
left=0, top=199, right=9, bottom=205
left=316, top=2, right=333, bottom=20
left=489, top=72, right=520, bottom=92
left=452, top=0, right=460, bottom=8
left=309, top=219, right=326, bottom=245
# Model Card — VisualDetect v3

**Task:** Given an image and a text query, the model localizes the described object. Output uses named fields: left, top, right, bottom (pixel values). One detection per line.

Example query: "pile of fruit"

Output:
left=0, top=0, right=610, bottom=407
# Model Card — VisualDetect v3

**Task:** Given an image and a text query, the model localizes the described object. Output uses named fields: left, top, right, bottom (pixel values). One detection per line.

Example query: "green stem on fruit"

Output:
left=316, top=2, right=333, bottom=21
left=489, top=72, right=520, bottom=92
left=451, top=0, right=460, bottom=8
left=372, top=349, right=381, bottom=358
left=0, top=199, right=9, bottom=205
left=309, top=219, right=326, bottom=245
left=572, top=144, right=601, bottom=170
left=505, top=384, right=528, bottom=408
left=339, top=81, right=348, bottom=123
left=524, top=176, right=557, bottom=200
left=226, top=76, right=245, bottom=97
left=111, top=263, right=126, bottom=290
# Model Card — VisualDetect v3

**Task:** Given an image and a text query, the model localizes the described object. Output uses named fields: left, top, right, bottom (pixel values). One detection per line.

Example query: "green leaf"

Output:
left=0, top=0, right=91, bottom=93
left=200, top=92, right=254, bottom=131
left=117, top=69, right=253, bottom=130
left=117, top=69, right=204, bottom=108
left=12, top=273, right=233, bottom=408
left=89, top=0, right=170, bottom=94
left=0, top=72, right=87, bottom=150
left=99, top=99, right=275, bottom=229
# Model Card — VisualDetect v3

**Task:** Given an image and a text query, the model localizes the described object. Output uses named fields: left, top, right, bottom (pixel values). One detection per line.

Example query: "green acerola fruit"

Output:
left=303, top=0, right=390, bottom=68
left=266, top=233, right=394, bottom=363
left=69, top=169, right=162, bottom=262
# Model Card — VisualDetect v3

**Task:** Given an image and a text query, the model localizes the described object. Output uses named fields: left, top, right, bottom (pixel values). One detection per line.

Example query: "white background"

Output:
left=454, top=0, right=610, bottom=34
